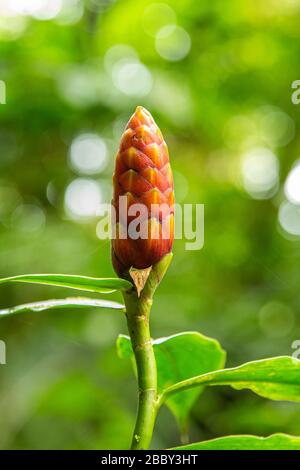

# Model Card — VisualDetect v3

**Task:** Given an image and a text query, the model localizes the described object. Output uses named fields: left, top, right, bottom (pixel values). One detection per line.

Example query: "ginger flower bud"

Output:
left=112, top=106, right=174, bottom=278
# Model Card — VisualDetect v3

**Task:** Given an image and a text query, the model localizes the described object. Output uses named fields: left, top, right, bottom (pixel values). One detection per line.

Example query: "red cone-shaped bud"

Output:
left=112, top=106, right=174, bottom=278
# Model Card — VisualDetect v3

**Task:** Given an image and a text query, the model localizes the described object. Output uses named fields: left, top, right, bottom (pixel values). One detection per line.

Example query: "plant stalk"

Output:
left=124, top=289, right=158, bottom=450
left=122, top=253, right=173, bottom=450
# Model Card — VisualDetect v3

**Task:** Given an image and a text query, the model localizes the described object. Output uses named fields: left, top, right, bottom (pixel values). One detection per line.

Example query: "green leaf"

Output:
left=0, top=274, right=132, bottom=294
left=161, top=356, right=300, bottom=404
left=0, top=297, right=125, bottom=318
left=117, top=331, right=226, bottom=427
left=171, top=433, right=300, bottom=450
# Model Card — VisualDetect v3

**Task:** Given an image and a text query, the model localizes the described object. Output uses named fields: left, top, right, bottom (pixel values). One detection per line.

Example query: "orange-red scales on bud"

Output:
left=112, top=106, right=174, bottom=277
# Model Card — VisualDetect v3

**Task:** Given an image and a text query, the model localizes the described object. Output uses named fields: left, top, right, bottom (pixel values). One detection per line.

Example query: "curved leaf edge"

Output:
left=0, top=297, right=125, bottom=318
left=171, top=433, right=300, bottom=450
left=116, top=331, right=226, bottom=360
left=0, top=273, right=132, bottom=294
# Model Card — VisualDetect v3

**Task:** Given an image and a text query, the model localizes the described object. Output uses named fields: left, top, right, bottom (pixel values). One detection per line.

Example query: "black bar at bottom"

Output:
left=0, top=450, right=299, bottom=465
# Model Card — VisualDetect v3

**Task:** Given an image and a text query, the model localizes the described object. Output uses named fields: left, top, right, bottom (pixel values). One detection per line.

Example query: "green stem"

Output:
left=124, top=289, right=158, bottom=450
left=122, top=253, right=173, bottom=450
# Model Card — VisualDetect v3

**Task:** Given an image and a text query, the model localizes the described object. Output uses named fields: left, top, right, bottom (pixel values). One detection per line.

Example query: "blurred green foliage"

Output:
left=1, top=0, right=300, bottom=449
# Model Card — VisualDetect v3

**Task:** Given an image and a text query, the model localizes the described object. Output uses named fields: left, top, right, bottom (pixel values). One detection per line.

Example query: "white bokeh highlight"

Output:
left=64, top=178, right=103, bottom=220
left=10, top=0, right=62, bottom=20
left=284, top=161, right=300, bottom=204
left=155, top=25, right=191, bottom=61
left=259, top=108, right=295, bottom=147
left=241, top=147, right=279, bottom=199
left=69, top=133, right=108, bottom=175
left=278, top=201, right=300, bottom=236
left=112, top=58, right=153, bottom=97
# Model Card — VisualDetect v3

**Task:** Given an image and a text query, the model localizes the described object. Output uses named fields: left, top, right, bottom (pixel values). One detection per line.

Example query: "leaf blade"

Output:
left=161, top=356, right=300, bottom=404
left=171, top=433, right=300, bottom=450
left=0, top=297, right=125, bottom=318
left=0, top=274, right=132, bottom=294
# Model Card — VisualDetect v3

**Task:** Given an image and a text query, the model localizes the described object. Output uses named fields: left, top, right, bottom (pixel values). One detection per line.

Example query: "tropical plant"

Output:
left=1, top=107, right=300, bottom=450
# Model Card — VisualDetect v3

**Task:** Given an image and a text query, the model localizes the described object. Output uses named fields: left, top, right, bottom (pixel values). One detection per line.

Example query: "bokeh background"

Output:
left=1, top=0, right=300, bottom=450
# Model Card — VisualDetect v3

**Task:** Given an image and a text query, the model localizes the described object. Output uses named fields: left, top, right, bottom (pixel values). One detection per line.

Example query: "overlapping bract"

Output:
left=112, top=106, right=174, bottom=277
